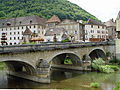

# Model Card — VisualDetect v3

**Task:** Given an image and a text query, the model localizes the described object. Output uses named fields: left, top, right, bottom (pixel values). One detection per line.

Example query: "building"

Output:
left=0, top=15, right=46, bottom=45
left=56, top=19, right=85, bottom=42
left=116, top=11, right=120, bottom=59
left=46, top=15, right=61, bottom=28
left=104, top=19, right=116, bottom=40
left=44, top=27, right=68, bottom=42
left=84, top=19, right=108, bottom=42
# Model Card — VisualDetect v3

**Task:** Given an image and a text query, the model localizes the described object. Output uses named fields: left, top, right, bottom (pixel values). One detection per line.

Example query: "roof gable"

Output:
left=46, top=15, right=61, bottom=23
left=23, top=27, right=32, bottom=35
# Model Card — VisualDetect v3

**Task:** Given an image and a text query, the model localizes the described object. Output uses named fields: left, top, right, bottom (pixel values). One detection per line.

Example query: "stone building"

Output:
left=116, top=11, right=120, bottom=59
left=84, top=19, right=108, bottom=42
left=46, top=15, right=61, bottom=28
left=104, top=19, right=116, bottom=40
left=0, top=15, right=46, bottom=45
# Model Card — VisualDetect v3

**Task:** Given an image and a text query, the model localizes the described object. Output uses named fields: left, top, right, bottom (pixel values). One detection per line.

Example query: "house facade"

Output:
left=44, top=27, right=67, bottom=42
left=116, top=11, right=120, bottom=59
left=84, top=19, right=108, bottom=42
left=0, top=15, right=46, bottom=45
left=104, top=19, right=116, bottom=40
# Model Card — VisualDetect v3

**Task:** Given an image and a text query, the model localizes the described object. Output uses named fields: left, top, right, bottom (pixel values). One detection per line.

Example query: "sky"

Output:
left=68, top=0, right=120, bottom=22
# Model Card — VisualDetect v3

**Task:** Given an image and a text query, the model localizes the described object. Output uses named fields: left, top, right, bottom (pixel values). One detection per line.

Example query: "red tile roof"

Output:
left=46, top=15, right=61, bottom=23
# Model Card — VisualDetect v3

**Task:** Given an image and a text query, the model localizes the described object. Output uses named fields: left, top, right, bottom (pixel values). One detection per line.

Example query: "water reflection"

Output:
left=0, top=69, right=119, bottom=89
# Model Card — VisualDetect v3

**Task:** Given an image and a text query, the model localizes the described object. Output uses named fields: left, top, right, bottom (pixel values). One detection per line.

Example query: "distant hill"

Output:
left=0, top=0, right=100, bottom=22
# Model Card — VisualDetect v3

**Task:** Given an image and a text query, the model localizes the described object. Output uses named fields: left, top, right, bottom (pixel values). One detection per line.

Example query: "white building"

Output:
left=0, top=15, right=46, bottom=45
left=84, top=19, right=108, bottom=42
left=44, top=27, right=68, bottom=42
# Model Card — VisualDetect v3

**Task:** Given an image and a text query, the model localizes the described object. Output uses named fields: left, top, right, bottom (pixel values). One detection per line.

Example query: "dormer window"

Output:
left=7, top=22, right=11, bottom=26
left=19, top=21, right=22, bottom=24
left=30, top=20, right=32, bottom=24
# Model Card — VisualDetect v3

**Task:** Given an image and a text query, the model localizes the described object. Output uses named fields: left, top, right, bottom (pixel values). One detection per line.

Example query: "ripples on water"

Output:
left=0, top=69, right=119, bottom=89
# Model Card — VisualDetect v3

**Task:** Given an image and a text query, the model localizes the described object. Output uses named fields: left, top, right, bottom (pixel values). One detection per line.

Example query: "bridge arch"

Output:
left=0, top=59, right=36, bottom=75
left=48, top=51, right=82, bottom=67
left=88, top=48, right=106, bottom=60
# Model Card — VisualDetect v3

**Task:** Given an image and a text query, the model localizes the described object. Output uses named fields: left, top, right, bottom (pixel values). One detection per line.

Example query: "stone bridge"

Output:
left=0, top=41, right=115, bottom=83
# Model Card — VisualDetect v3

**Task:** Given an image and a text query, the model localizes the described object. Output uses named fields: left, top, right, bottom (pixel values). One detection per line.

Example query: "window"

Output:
left=22, top=27, right=23, bottom=29
left=34, top=25, right=36, bottom=28
left=6, top=28, right=7, bottom=30
left=2, top=28, right=3, bottom=31
left=14, top=42, right=16, bottom=45
left=102, top=26, right=104, bottom=29
left=30, top=26, right=31, bottom=28
left=18, top=27, right=19, bottom=29
left=91, top=25, right=93, bottom=28
left=10, top=37, right=12, bottom=40
left=75, top=31, right=77, bottom=34
left=14, top=37, right=16, bottom=40
left=18, top=37, right=19, bottom=40
left=30, top=20, right=32, bottom=24
left=10, top=32, right=12, bottom=35
left=14, top=32, right=16, bottom=35
left=10, top=43, right=12, bottom=45
left=18, top=32, right=19, bottom=34
left=10, top=28, right=11, bottom=30
left=2, top=23, right=4, bottom=25
left=14, top=27, right=16, bottom=30
left=98, top=26, right=100, bottom=28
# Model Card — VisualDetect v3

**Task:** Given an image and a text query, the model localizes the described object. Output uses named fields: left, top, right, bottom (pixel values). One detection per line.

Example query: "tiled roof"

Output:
left=45, top=27, right=65, bottom=36
left=23, top=27, right=32, bottom=35
left=46, top=15, right=61, bottom=23
left=0, top=15, right=46, bottom=28
left=85, top=19, right=105, bottom=26
left=104, top=19, right=116, bottom=27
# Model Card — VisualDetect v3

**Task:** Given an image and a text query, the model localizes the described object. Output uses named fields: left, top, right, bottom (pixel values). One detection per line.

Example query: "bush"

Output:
left=108, top=65, right=120, bottom=71
left=91, top=58, right=119, bottom=73
left=91, top=58, right=105, bottom=70
left=64, top=59, right=72, bottom=64
left=61, top=38, right=70, bottom=43
left=99, top=65, right=114, bottom=73
left=90, top=82, right=99, bottom=88
left=114, top=82, right=120, bottom=90
left=109, top=56, right=120, bottom=64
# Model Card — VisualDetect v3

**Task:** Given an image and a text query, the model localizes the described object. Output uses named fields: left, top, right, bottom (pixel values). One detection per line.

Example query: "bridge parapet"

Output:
left=0, top=41, right=115, bottom=54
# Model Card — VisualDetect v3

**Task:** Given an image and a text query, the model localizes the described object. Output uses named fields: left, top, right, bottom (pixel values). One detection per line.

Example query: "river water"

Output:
left=0, top=69, right=119, bottom=89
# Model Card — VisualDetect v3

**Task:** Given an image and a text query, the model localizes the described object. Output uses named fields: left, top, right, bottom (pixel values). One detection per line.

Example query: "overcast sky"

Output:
left=68, top=0, right=120, bottom=22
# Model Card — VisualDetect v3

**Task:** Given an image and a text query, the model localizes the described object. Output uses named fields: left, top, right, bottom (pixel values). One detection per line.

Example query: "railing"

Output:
left=0, top=41, right=115, bottom=53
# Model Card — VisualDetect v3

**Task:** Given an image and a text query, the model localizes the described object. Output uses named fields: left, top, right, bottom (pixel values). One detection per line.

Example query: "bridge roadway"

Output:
left=0, top=41, right=115, bottom=83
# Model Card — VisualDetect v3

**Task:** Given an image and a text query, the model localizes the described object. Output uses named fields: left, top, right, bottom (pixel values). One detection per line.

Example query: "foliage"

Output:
left=61, top=38, right=70, bottom=43
left=91, top=58, right=119, bottom=73
left=0, top=62, right=7, bottom=70
left=0, top=0, right=100, bottom=22
left=99, top=65, right=114, bottom=73
left=114, top=82, right=120, bottom=90
left=90, top=82, right=99, bottom=88
left=64, top=58, right=72, bottom=64
left=91, top=58, right=105, bottom=70
left=106, top=52, right=111, bottom=57
left=109, top=56, right=120, bottom=64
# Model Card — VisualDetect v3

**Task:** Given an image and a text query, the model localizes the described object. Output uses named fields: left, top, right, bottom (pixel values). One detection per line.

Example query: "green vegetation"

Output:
left=114, top=82, right=120, bottom=90
left=61, top=38, right=70, bottom=43
left=0, top=0, right=100, bottom=22
left=64, top=58, right=72, bottom=64
left=91, top=58, right=120, bottom=73
left=0, top=62, right=7, bottom=70
left=109, top=56, right=120, bottom=64
left=90, top=82, right=99, bottom=88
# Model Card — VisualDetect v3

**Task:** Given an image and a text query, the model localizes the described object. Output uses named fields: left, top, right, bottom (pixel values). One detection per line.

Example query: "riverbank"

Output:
left=0, top=62, right=7, bottom=70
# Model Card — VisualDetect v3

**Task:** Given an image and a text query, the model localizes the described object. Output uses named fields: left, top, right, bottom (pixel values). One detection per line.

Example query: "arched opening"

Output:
left=50, top=53, right=82, bottom=67
left=89, top=49, right=106, bottom=61
left=2, top=61, right=36, bottom=75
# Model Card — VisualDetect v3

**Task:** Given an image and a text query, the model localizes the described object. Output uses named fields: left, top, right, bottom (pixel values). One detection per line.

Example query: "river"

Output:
left=0, top=69, right=119, bottom=89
